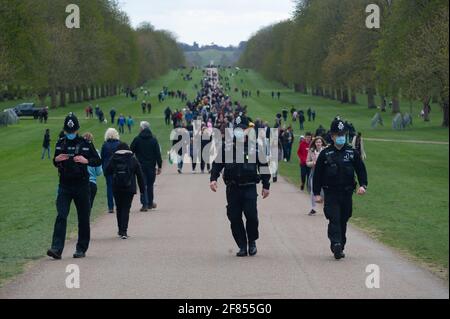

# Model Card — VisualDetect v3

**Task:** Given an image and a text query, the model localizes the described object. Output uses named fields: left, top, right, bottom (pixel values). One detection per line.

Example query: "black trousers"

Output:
left=226, top=184, right=259, bottom=249
left=300, top=164, right=310, bottom=186
left=51, top=184, right=91, bottom=254
left=140, top=165, right=156, bottom=207
left=114, top=192, right=134, bottom=235
left=323, top=190, right=353, bottom=250
left=89, top=182, right=97, bottom=209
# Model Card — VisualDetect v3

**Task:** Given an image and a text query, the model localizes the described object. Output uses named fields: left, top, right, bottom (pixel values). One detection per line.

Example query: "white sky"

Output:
left=120, top=0, right=295, bottom=46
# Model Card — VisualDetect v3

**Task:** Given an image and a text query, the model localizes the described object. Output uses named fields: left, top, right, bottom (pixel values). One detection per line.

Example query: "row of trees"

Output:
left=0, top=0, right=185, bottom=108
left=238, top=0, right=449, bottom=126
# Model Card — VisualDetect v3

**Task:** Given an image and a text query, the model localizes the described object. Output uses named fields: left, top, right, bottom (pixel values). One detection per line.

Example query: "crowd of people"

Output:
left=42, top=67, right=368, bottom=261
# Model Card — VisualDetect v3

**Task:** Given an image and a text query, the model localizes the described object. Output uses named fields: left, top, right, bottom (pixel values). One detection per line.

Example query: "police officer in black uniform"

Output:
left=313, top=119, right=368, bottom=260
left=47, top=113, right=101, bottom=259
left=210, top=116, right=271, bottom=257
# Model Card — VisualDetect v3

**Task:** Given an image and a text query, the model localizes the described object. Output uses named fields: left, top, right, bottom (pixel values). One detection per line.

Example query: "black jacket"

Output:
left=210, top=140, right=271, bottom=190
left=53, top=136, right=101, bottom=186
left=43, top=133, right=51, bottom=148
left=104, top=150, right=145, bottom=194
left=313, top=144, right=368, bottom=195
left=130, top=129, right=163, bottom=170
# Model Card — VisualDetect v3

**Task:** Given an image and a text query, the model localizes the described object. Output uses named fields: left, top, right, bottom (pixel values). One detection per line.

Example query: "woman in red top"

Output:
left=297, top=132, right=312, bottom=190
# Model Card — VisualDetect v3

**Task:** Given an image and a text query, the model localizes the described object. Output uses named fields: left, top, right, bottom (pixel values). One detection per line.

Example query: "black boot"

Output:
left=73, top=251, right=86, bottom=259
left=249, top=241, right=257, bottom=256
left=331, top=243, right=344, bottom=260
left=47, top=249, right=62, bottom=260
left=236, top=247, right=248, bottom=257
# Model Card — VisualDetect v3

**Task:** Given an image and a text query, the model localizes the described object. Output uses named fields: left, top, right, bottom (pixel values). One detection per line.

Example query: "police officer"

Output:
left=47, top=113, right=101, bottom=259
left=313, top=119, right=368, bottom=260
left=210, top=116, right=271, bottom=257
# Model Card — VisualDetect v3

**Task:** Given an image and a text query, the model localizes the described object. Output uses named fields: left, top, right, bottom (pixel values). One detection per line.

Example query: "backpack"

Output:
left=113, top=157, right=133, bottom=189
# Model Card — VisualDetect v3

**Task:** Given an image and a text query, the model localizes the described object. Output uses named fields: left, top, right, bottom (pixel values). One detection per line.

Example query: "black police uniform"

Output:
left=313, top=120, right=368, bottom=259
left=49, top=114, right=101, bottom=258
left=210, top=119, right=271, bottom=256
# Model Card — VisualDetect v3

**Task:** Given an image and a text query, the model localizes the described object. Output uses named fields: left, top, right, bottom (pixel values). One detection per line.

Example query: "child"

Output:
left=104, top=143, right=145, bottom=239
left=83, top=133, right=103, bottom=209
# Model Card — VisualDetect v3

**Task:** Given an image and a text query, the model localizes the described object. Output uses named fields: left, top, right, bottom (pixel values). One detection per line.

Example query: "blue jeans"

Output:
left=140, top=166, right=156, bottom=207
left=105, top=175, right=115, bottom=211
left=41, top=147, right=51, bottom=159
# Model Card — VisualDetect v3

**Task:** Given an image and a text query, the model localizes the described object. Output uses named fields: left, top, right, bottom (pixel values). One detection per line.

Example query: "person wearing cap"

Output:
left=47, top=113, right=101, bottom=260
left=130, top=121, right=162, bottom=212
left=312, top=119, right=368, bottom=260
left=210, top=116, right=271, bottom=257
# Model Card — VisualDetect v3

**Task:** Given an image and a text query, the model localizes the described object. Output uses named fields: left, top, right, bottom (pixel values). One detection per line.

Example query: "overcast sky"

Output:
left=120, top=0, right=295, bottom=46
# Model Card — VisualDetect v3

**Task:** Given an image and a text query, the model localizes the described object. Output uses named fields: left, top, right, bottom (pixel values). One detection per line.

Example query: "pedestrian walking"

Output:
left=101, top=128, right=121, bottom=214
left=130, top=121, right=163, bottom=212
left=41, top=129, right=51, bottom=160
left=105, top=143, right=145, bottom=239
left=83, top=133, right=103, bottom=209
left=210, top=116, right=271, bottom=257
left=313, top=119, right=368, bottom=260
left=118, top=114, right=126, bottom=134
left=297, top=132, right=312, bottom=191
left=127, top=115, right=135, bottom=134
left=306, top=136, right=327, bottom=216
left=352, top=132, right=367, bottom=160
left=47, top=113, right=101, bottom=260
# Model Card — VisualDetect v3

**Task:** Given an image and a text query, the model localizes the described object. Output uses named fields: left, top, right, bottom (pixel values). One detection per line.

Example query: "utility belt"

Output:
left=224, top=175, right=260, bottom=187
left=323, top=183, right=356, bottom=193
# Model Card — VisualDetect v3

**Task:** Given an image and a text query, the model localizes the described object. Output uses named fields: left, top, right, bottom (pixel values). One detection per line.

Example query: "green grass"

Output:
left=0, top=69, right=201, bottom=285
left=223, top=69, right=449, bottom=277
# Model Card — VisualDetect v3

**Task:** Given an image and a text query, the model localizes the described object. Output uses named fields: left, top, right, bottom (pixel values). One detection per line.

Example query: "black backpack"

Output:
left=113, top=157, right=133, bottom=189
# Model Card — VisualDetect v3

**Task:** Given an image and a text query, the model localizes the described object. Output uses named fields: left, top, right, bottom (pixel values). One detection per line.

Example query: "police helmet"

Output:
left=234, top=116, right=249, bottom=130
left=330, top=119, right=347, bottom=135
left=63, top=113, right=80, bottom=133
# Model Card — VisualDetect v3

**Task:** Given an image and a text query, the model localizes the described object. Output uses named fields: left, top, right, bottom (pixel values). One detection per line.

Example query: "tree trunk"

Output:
left=336, top=88, right=342, bottom=102
left=83, top=86, right=89, bottom=101
left=342, top=88, right=350, bottom=103
left=442, top=100, right=449, bottom=127
left=329, top=88, right=336, bottom=100
left=90, top=85, right=95, bottom=100
left=423, top=97, right=431, bottom=121
left=367, top=87, right=377, bottom=109
left=76, top=87, right=82, bottom=103
left=68, top=87, right=75, bottom=104
left=351, top=91, right=357, bottom=104
left=380, top=95, right=387, bottom=112
left=59, top=88, right=66, bottom=107
left=96, top=85, right=100, bottom=99
left=294, top=83, right=305, bottom=93
left=392, top=96, right=400, bottom=113
left=101, top=85, right=105, bottom=98
left=50, top=89, right=57, bottom=109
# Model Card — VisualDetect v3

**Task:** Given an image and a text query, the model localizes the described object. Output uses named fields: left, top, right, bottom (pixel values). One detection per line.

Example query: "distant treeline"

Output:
left=0, top=0, right=186, bottom=108
left=239, top=0, right=449, bottom=127
left=179, top=41, right=247, bottom=52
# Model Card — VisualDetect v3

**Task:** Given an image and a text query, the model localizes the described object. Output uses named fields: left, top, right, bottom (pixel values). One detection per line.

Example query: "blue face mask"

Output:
left=66, top=133, right=77, bottom=140
left=335, top=136, right=346, bottom=146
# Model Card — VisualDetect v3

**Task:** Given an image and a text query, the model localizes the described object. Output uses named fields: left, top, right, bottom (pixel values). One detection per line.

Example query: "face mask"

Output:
left=335, top=136, right=346, bottom=146
left=66, top=133, right=77, bottom=140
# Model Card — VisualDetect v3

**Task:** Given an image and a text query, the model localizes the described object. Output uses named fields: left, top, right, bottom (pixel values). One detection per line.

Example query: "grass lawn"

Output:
left=222, top=69, right=449, bottom=278
left=0, top=69, right=202, bottom=286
